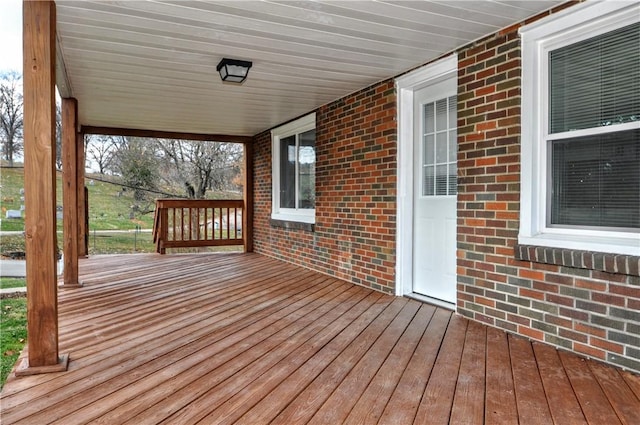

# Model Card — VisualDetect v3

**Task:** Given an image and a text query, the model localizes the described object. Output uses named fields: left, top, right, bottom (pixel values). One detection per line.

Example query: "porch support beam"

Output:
left=77, top=132, right=88, bottom=257
left=243, top=142, right=254, bottom=253
left=18, top=0, right=69, bottom=375
left=81, top=126, right=252, bottom=144
left=61, top=97, right=82, bottom=287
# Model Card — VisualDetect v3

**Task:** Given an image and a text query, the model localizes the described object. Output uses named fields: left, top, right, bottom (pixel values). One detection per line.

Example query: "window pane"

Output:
left=550, top=129, right=640, bottom=229
left=436, top=164, right=448, bottom=195
left=423, top=165, right=434, bottom=196
left=549, top=22, right=640, bottom=133
left=436, top=99, right=447, bottom=131
left=298, top=129, right=316, bottom=209
left=436, top=132, right=447, bottom=163
left=424, top=103, right=435, bottom=133
left=448, top=129, right=457, bottom=162
left=424, top=134, right=434, bottom=165
left=448, top=95, right=457, bottom=129
left=279, top=135, right=296, bottom=209
left=449, top=163, right=457, bottom=195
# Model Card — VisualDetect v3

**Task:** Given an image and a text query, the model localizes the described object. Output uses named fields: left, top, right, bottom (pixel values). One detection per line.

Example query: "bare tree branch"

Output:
left=0, top=71, right=23, bottom=166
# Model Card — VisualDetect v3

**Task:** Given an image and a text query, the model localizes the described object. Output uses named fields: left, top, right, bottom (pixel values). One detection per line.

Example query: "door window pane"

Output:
left=422, top=95, right=457, bottom=196
left=436, top=98, right=447, bottom=131
left=425, top=103, right=434, bottom=133
left=448, top=129, right=457, bottom=162
left=424, top=134, right=434, bottom=165
left=424, top=165, right=434, bottom=196
left=449, top=163, right=457, bottom=195
left=436, top=132, right=447, bottom=163
left=436, top=164, right=448, bottom=195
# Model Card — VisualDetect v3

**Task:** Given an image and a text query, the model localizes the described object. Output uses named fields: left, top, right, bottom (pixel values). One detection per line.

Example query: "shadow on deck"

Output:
left=1, top=253, right=638, bottom=424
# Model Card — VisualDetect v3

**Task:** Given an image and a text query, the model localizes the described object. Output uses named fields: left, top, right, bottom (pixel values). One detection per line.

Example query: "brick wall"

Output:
left=456, top=3, right=640, bottom=373
left=252, top=1, right=639, bottom=373
left=253, top=81, right=398, bottom=294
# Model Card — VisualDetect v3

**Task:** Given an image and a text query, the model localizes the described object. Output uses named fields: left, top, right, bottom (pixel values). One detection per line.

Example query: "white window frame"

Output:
left=271, top=113, right=316, bottom=224
left=519, top=1, right=640, bottom=256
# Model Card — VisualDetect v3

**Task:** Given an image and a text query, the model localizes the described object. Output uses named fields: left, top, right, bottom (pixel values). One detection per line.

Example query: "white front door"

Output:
left=412, top=80, right=457, bottom=304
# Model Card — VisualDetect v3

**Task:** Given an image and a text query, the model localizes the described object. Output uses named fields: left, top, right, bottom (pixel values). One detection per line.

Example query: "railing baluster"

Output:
left=160, top=207, right=168, bottom=254
left=196, top=208, right=200, bottom=241
left=204, top=207, right=208, bottom=241
left=171, top=208, right=176, bottom=242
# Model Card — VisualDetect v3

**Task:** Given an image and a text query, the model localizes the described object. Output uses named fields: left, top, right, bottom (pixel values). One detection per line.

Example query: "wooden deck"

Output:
left=1, top=253, right=639, bottom=424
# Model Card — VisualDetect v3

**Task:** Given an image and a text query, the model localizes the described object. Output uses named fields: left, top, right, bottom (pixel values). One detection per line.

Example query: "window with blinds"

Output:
left=547, top=22, right=640, bottom=230
left=422, top=95, right=457, bottom=197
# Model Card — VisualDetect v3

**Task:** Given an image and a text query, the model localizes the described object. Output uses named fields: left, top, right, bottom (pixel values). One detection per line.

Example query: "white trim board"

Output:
left=394, top=54, right=458, bottom=298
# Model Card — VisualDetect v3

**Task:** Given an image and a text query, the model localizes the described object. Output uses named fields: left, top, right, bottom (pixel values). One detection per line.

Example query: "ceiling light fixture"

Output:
left=217, top=58, right=253, bottom=84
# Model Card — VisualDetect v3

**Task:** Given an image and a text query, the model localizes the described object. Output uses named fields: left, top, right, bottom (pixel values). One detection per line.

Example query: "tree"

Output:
left=0, top=71, right=23, bottom=166
left=55, top=103, right=62, bottom=169
left=86, top=134, right=119, bottom=174
left=155, top=139, right=242, bottom=199
left=113, top=137, right=159, bottom=203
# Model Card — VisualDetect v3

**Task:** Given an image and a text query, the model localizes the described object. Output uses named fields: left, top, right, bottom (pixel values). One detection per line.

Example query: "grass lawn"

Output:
left=0, top=278, right=26, bottom=290
left=0, top=296, right=27, bottom=389
left=88, top=231, right=156, bottom=254
left=1, top=167, right=156, bottom=233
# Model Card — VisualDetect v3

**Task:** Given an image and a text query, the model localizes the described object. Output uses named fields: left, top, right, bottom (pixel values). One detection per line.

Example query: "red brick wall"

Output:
left=456, top=2, right=640, bottom=373
left=253, top=81, right=398, bottom=293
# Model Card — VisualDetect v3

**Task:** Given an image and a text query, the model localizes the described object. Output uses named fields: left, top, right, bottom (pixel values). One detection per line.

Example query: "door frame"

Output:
left=395, top=54, right=458, bottom=301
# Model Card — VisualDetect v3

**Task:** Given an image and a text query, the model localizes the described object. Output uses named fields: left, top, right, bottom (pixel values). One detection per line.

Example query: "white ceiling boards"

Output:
left=54, top=0, right=565, bottom=137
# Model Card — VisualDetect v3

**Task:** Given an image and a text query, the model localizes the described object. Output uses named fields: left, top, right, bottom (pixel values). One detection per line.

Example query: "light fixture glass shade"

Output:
left=217, top=58, right=253, bottom=83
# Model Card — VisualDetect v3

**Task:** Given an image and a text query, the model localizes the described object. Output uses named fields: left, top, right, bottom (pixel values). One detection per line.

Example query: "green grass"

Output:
left=0, top=297, right=27, bottom=389
left=0, top=278, right=26, bottom=289
left=1, top=167, right=159, bottom=254
left=0, top=235, right=25, bottom=254
left=1, top=167, right=157, bottom=233
left=88, top=231, right=156, bottom=254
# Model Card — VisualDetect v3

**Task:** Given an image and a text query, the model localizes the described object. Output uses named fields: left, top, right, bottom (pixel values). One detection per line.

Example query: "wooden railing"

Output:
left=152, top=198, right=244, bottom=254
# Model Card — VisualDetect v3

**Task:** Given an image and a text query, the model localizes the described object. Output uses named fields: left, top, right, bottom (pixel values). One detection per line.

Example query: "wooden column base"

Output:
left=15, top=353, right=69, bottom=376
left=60, top=281, right=84, bottom=289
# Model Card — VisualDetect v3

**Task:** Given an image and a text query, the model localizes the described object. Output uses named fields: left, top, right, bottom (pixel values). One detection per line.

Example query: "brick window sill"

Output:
left=270, top=219, right=314, bottom=232
left=515, top=245, right=640, bottom=277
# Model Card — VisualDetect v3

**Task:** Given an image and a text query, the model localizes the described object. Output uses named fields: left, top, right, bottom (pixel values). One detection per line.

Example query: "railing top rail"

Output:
left=155, top=198, right=244, bottom=209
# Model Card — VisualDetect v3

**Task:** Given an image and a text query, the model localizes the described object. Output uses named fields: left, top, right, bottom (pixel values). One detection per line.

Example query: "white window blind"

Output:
left=549, top=22, right=639, bottom=133
left=550, top=129, right=639, bottom=229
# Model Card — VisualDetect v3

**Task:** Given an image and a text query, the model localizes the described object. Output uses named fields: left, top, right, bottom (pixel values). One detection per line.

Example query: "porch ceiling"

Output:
left=55, top=0, right=564, bottom=137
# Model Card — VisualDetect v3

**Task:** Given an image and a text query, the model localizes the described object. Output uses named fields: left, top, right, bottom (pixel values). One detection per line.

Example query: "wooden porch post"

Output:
left=243, top=142, right=254, bottom=253
left=61, top=98, right=82, bottom=287
left=18, top=0, right=69, bottom=374
left=77, top=132, right=88, bottom=257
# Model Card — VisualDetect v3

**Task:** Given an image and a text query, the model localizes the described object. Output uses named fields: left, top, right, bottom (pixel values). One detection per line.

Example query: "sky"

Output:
left=0, top=0, right=23, bottom=73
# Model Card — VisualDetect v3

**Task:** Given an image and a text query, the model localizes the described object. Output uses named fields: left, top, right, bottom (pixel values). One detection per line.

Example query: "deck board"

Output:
left=449, top=320, right=486, bottom=425
left=560, top=349, right=624, bottom=425
left=485, top=326, right=518, bottom=424
left=533, top=342, right=587, bottom=424
left=1, top=253, right=638, bottom=424
left=589, top=361, right=640, bottom=425
left=413, top=314, right=467, bottom=425
left=510, top=335, right=554, bottom=424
